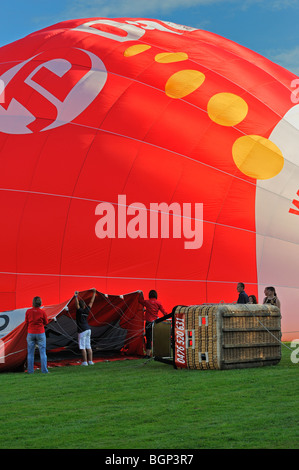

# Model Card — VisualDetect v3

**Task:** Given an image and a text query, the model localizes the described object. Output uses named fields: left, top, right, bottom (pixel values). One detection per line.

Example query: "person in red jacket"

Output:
left=139, top=290, right=167, bottom=358
left=25, top=296, right=48, bottom=374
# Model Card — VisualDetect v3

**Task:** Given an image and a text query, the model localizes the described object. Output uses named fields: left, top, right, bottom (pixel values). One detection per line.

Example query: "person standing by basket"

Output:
left=248, top=294, right=257, bottom=304
left=236, top=282, right=249, bottom=304
left=263, top=286, right=281, bottom=310
left=139, top=290, right=167, bottom=358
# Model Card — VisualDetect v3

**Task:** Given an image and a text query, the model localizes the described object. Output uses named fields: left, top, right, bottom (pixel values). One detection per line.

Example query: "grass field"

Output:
left=0, top=344, right=298, bottom=450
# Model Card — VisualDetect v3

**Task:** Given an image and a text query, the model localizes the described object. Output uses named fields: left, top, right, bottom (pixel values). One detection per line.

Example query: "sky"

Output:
left=0, top=0, right=298, bottom=75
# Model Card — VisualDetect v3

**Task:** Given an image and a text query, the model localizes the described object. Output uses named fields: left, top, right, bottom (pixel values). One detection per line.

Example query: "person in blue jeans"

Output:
left=25, top=296, right=49, bottom=374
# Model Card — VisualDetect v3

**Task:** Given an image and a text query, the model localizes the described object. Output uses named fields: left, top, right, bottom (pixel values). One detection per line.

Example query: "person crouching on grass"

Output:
left=25, top=296, right=49, bottom=374
left=139, top=290, right=167, bottom=358
left=75, top=289, right=96, bottom=366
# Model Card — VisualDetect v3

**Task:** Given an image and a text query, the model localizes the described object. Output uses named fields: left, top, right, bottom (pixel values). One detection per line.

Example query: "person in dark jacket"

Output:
left=236, top=282, right=249, bottom=304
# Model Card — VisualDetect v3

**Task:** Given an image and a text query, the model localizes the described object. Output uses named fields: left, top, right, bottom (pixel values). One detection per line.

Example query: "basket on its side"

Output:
left=173, top=304, right=281, bottom=370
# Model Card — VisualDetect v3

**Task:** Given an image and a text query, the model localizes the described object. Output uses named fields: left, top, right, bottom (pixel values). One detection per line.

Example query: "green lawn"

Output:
left=0, top=344, right=298, bottom=449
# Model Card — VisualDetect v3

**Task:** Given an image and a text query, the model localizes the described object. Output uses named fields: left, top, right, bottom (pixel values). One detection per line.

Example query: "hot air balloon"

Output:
left=0, top=17, right=298, bottom=342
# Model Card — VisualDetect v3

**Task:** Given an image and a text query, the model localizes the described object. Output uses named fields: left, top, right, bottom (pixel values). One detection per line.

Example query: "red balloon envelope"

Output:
left=0, top=18, right=298, bottom=341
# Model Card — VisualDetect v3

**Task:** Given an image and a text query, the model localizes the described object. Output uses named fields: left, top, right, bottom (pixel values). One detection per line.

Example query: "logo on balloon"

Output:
left=0, top=48, right=107, bottom=134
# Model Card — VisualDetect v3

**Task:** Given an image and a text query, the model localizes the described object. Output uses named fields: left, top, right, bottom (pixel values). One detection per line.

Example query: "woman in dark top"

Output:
left=263, top=286, right=281, bottom=310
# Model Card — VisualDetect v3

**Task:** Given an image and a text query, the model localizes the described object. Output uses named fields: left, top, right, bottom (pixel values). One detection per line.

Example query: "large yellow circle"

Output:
left=165, top=70, right=205, bottom=99
left=232, top=135, right=284, bottom=180
left=207, top=92, right=248, bottom=126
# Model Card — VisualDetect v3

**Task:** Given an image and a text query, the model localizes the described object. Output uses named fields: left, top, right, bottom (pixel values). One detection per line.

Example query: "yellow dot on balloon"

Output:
left=124, top=44, right=151, bottom=57
left=207, top=92, right=248, bottom=126
left=232, top=135, right=284, bottom=180
left=155, top=52, right=188, bottom=63
left=165, top=70, right=205, bottom=99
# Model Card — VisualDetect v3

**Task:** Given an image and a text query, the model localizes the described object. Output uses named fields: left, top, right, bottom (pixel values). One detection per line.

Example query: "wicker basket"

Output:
left=172, top=304, right=281, bottom=370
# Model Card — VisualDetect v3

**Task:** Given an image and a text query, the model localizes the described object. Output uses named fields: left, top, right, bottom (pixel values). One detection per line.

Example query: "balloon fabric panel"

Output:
left=0, top=17, right=298, bottom=341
